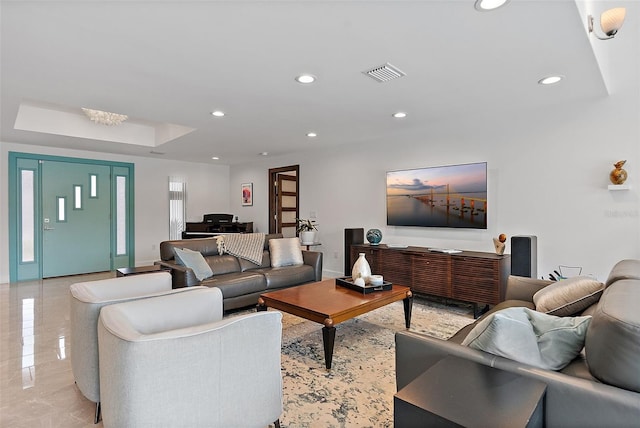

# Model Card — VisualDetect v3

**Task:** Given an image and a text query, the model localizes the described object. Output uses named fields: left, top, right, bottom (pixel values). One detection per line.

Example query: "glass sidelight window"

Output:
left=116, top=176, right=127, bottom=255
left=20, top=170, right=35, bottom=263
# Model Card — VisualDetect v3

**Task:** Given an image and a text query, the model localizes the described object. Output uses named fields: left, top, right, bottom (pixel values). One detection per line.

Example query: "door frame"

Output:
left=268, top=165, right=299, bottom=234
left=8, top=152, right=135, bottom=282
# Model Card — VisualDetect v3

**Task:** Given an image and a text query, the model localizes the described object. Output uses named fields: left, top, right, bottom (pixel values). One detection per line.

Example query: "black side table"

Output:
left=116, top=265, right=164, bottom=277
left=394, top=355, right=546, bottom=428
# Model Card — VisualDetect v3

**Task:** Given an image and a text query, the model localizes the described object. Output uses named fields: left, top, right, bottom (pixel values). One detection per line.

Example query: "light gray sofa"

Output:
left=156, top=233, right=323, bottom=311
left=97, top=287, right=283, bottom=428
left=396, top=259, right=640, bottom=427
left=69, top=272, right=207, bottom=422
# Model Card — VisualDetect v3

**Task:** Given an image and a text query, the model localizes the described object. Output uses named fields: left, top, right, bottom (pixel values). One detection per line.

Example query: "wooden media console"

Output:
left=349, top=244, right=510, bottom=317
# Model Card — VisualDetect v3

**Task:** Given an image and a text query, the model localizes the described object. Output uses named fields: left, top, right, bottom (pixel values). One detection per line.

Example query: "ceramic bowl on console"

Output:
left=366, top=229, right=382, bottom=245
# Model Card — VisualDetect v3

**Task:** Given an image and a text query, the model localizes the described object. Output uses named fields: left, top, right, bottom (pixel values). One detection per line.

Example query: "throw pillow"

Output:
left=533, top=276, right=604, bottom=316
left=269, top=238, right=304, bottom=268
left=461, top=307, right=591, bottom=370
left=174, top=248, right=213, bottom=281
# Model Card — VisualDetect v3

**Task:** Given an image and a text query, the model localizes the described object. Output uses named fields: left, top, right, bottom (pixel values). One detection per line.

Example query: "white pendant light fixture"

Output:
left=588, top=7, right=626, bottom=40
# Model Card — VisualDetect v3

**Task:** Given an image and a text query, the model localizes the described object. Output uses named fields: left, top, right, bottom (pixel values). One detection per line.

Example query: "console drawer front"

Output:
left=412, top=253, right=451, bottom=297
left=451, top=257, right=500, bottom=304
left=381, top=250, right=412, bottom=286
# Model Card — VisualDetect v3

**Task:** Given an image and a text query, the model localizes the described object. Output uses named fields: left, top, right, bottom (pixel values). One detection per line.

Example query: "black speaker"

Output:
left=344, top=228, right=364, bottom=276
left=511, top=235, right=537, bottom=278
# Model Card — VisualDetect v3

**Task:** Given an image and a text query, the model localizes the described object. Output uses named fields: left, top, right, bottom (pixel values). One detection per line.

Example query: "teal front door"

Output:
left=41, top=161, right=111, bottom=277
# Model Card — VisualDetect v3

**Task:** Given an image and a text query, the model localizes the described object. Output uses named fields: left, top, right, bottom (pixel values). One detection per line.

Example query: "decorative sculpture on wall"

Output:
left=610, top=160, right=628, bottom=185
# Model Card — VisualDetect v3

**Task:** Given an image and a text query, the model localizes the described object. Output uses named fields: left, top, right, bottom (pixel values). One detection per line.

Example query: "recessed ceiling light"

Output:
left=393, top=112, right=407, bottom=118
left=295, top=74, right=316, bottom=84
left=211, top=156, right=219, bottom=160
left=538, top=75, right=564, bottom=85
left=211, top=110, right=225, bottom=117
left=474, top=0, right=510, bottom=11
left=307, top=132, right=317, bottom=137
left=260, top=152, right=269, bottom=156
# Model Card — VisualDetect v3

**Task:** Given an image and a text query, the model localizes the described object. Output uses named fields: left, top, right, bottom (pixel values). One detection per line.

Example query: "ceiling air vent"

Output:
left=363, top=62, right=406, bottom=83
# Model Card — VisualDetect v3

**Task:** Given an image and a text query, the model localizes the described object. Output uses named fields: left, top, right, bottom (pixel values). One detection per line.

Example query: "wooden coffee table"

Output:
left=257, top=279, right=413, bottom=369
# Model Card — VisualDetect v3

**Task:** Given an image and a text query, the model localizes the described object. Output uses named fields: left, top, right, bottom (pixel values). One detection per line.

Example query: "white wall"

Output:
left=231, top=73, right=639, bottom=282
left=0, top=143, right=230, bottom=283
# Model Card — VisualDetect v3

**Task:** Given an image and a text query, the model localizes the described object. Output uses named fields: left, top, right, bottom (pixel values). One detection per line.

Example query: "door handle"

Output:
left=43, top=226, right=55, bottom=231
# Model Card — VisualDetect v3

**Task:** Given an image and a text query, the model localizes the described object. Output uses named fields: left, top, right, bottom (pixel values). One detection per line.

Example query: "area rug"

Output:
left=255, top=296, right=475, bottom=428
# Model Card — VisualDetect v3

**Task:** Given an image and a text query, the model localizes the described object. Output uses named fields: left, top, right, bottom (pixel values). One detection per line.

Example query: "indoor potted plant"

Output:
left=296, top=218, right=318, bottom=244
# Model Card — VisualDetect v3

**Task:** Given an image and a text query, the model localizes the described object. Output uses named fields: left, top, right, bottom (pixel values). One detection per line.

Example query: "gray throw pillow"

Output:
left=174, top=247, right=213, bottom=281
left=269, top=238, right=304, bottom=268
left=462, top=307, right=591, bottom=370
left=533, top=276, right=604, bottom=316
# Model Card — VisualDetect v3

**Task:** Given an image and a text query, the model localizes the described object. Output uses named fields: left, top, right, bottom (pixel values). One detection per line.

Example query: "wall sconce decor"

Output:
left=588, top=7, right=626, bottom=40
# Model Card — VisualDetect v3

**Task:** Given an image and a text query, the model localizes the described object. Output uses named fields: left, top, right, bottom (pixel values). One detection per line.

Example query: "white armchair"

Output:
left=97, top=287, right=283, bottom=428
left=69, top=272, right=208, bottom=422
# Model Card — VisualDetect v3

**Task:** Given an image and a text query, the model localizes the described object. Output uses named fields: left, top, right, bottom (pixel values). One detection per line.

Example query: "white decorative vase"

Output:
left=300, top=231, right=316, bottom=245
left=352, top=253, right=372, bottom=283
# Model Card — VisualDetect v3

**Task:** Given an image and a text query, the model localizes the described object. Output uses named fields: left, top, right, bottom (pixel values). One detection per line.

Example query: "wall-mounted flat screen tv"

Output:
left=386, top=162, right=487, bottom=229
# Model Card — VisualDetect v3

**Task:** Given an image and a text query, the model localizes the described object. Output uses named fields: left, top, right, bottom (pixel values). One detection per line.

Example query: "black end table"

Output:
left=394, top=355, right=546, bottom=428
left=116, top=265, right=164, bottom=277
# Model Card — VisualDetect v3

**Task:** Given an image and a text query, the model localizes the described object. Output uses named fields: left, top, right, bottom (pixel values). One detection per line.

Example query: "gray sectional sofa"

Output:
left=396, top=259, right=640, bottom=427
left=157, top=233, right=322, bottom=311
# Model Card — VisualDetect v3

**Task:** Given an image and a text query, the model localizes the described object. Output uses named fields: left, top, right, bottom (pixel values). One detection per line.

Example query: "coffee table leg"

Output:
left=257, top=297, right=267, bottom=312
left=322, top=319, right=336, bottom=370
left=403, top=291, right=413, bottom=329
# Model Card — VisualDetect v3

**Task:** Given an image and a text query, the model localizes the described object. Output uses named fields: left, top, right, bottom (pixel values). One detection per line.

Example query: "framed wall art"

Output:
left=241, top=183, right=253, bottom=206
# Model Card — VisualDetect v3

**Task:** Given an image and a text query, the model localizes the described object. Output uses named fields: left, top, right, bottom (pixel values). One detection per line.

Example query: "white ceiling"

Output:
left=0, top=1, right=619, bottom=165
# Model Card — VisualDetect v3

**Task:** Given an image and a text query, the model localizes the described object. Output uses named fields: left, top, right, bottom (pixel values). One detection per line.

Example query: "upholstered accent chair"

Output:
left=69, top=272, right=206, bottom=423
left=97, top=287, right=283, bottom=428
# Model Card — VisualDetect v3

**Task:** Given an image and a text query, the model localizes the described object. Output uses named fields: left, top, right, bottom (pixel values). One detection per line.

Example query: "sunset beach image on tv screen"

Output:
left=386, top=162, right=487, bottom=229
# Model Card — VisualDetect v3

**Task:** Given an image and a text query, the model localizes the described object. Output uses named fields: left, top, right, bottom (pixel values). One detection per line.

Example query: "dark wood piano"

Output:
left=182, top=213, right=253, bottom=239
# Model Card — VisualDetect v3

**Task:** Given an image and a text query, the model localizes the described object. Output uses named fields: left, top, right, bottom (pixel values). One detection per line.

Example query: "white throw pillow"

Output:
left=269, top=238, right=304, bottom=268
left=462, top=307, right=591, bottom=370
left=174, top=248, right=213, bottom=281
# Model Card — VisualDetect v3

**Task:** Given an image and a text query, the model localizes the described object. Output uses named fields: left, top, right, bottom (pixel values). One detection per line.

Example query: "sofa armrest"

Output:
left=504, top=275, right=553, bottom=302
left=303, top=250, right=323, bottom=281
left=154, top=260, right=200, bottom=288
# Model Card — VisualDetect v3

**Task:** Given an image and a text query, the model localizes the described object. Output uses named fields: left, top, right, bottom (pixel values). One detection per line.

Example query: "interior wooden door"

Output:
left=278, top=174, right=298, bottom=237
left=269, top=165, right=299, bottom=237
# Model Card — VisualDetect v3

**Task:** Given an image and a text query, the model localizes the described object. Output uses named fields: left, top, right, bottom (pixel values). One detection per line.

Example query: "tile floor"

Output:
left=1, top=272, right=113, bottom=428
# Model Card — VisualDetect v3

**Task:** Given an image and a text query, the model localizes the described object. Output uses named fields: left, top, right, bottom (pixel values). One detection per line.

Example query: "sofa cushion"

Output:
left=269, top=238, right=304, bottom=268
left=533, top=276, right=604, bottom=316
left=201, top=272, right=267, bottom=298
left=174, top=248, right=213, bottom=281
left=260, top=265, right=316, bottom=289
left=238, top=251, right=271, bottom=272
left=462, top=307, right=591, bottom=370
left=207, top=254, right=241, bottom=275
left=585, top=279, right=640, bottom=392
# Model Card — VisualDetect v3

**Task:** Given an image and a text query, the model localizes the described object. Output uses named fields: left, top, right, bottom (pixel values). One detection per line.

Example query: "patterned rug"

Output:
left=259, top=296, right=475, bottom=428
